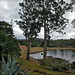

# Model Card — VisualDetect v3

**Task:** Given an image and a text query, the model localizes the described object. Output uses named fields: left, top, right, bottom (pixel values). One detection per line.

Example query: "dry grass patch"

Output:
left=30, top=47, right=75, bottom=54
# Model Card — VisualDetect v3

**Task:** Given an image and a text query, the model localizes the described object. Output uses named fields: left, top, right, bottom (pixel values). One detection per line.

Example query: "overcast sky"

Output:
left=0, top=0, right=75, bottom=40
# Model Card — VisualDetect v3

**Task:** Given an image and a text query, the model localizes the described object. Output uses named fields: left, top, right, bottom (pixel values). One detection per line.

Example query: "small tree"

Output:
left=17, top=0, right=42, bottom=60
left=2, top=54, right=30, bottom=75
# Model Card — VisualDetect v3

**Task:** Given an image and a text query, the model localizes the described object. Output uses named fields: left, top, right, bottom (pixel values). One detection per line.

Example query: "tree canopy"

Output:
left=17, top=0, right=42, bottom=60
left=35, top=0, right=73, bottom=58
left=0, top=21, right=14, bottom=37
left=0, top=21, right=21, bottom=61
left=17, top=0, right=73, bottom=59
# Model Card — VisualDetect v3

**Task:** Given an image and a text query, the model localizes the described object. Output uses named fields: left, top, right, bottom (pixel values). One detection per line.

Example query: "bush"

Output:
left=40, top=58, right=70, bottom=71
left=1, top=54, right=30, bottom=75
left=71, top=61, right=75, bottom=70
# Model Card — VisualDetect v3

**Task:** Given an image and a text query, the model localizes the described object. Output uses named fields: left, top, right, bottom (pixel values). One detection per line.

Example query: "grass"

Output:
left=32, top=72, right=44, bottom=75
left=30, top=47, right=75, bottom=53
left=20, top=47, right=75, bottom=75
left=20, top=58, right=75, bottom=75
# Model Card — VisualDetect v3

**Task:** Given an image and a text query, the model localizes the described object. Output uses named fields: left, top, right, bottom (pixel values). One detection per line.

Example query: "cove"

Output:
left=30, top=49, right=75, bottom=63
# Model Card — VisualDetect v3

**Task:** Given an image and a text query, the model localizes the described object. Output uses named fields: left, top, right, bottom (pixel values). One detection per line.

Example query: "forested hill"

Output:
left=17, top=38, right=75, bottom=48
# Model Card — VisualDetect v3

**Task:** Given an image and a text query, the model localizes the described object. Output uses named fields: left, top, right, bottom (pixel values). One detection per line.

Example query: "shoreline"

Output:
left=30, top=47, right=75, bottom=54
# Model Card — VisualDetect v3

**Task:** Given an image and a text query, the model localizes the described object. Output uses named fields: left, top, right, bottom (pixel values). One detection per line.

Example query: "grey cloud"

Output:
left=13, top=24, right=25, bottom=39
left=9, top=13, right=19, bottom=19
left=14, top=32, right=25, bottom=39
left=0, top=0, right=75, bottom=40
left=50, top=25, right=75, bottom=40
left=0, top=0, right=21, bottom=21
left=0, top=15, right=5, bottom=20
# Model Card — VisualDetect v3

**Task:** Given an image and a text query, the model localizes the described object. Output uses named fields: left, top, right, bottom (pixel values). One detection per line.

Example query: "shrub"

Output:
left=71, top=61, right=75, bottom=70
left=40, top=58, right=70, bottom=71
left=1, top=54, right=30, bottom=75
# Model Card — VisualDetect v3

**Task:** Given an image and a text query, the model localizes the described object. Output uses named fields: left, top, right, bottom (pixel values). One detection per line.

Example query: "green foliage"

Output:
left=71, top=61, right=75, bottom=70
left=31, top=38, right=43, bottom=47
left=31, top=0, right=73, bottom=58
left=0, top=32, right=21, bottom=60
left=49, top=39, right=75, bottom=48
left=3, top=36, right=21, bottom=57
left=0, top=21, right=14, bottom=37
left=17, top=0, right=42, bottom=41
left=17, top=0, right=74, bottom=59
left=0, top=21, right=20, bottom=60
left=40, top=58, right=70, bottom=71
left=1, top=54, right=30, bottom=75
left=17, top=0, right=42, bottom=60
left=17, top=38, right=75, bottom=48
left=17, top=39, right=28, bottom=46
left=37, top=0, right=73, bottom=37
left=17, top=38, right=43, bottom=47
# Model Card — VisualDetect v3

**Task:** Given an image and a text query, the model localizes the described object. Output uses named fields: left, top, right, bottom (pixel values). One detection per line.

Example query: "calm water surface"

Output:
left=30, top=49, right=75, bottom=63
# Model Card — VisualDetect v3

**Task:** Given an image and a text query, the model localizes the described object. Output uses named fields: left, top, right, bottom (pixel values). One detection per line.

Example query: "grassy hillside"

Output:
left=20, top=47, right=75, bottom=75
left=20, top=57, right=75, bottom=75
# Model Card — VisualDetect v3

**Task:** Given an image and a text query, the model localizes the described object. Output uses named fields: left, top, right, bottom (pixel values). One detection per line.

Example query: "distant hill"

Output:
left=17, top=38, right=75, bottom=48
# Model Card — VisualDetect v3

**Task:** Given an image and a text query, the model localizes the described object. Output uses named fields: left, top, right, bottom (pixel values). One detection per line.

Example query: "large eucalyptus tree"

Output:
left=37, top=0, right=73, bottom=59
left=17, top=0, right=42, bottom=60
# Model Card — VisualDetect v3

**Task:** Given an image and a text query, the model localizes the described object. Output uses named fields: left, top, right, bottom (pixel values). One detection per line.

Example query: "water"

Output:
left=30, top=49, right=75, bottom=63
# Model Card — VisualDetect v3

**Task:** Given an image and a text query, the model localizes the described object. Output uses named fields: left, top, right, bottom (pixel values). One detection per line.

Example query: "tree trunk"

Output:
left=26, top=41, right=31, bottom=60
left=43, top=24, right=47, bottom=59
left=0, top=51, right=1, bottom=61
left=0, top=46, right=2, bottom=61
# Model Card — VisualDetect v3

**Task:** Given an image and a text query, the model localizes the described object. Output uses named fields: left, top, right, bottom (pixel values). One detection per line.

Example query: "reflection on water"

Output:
left=30, top=49, right=75, bottom=63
